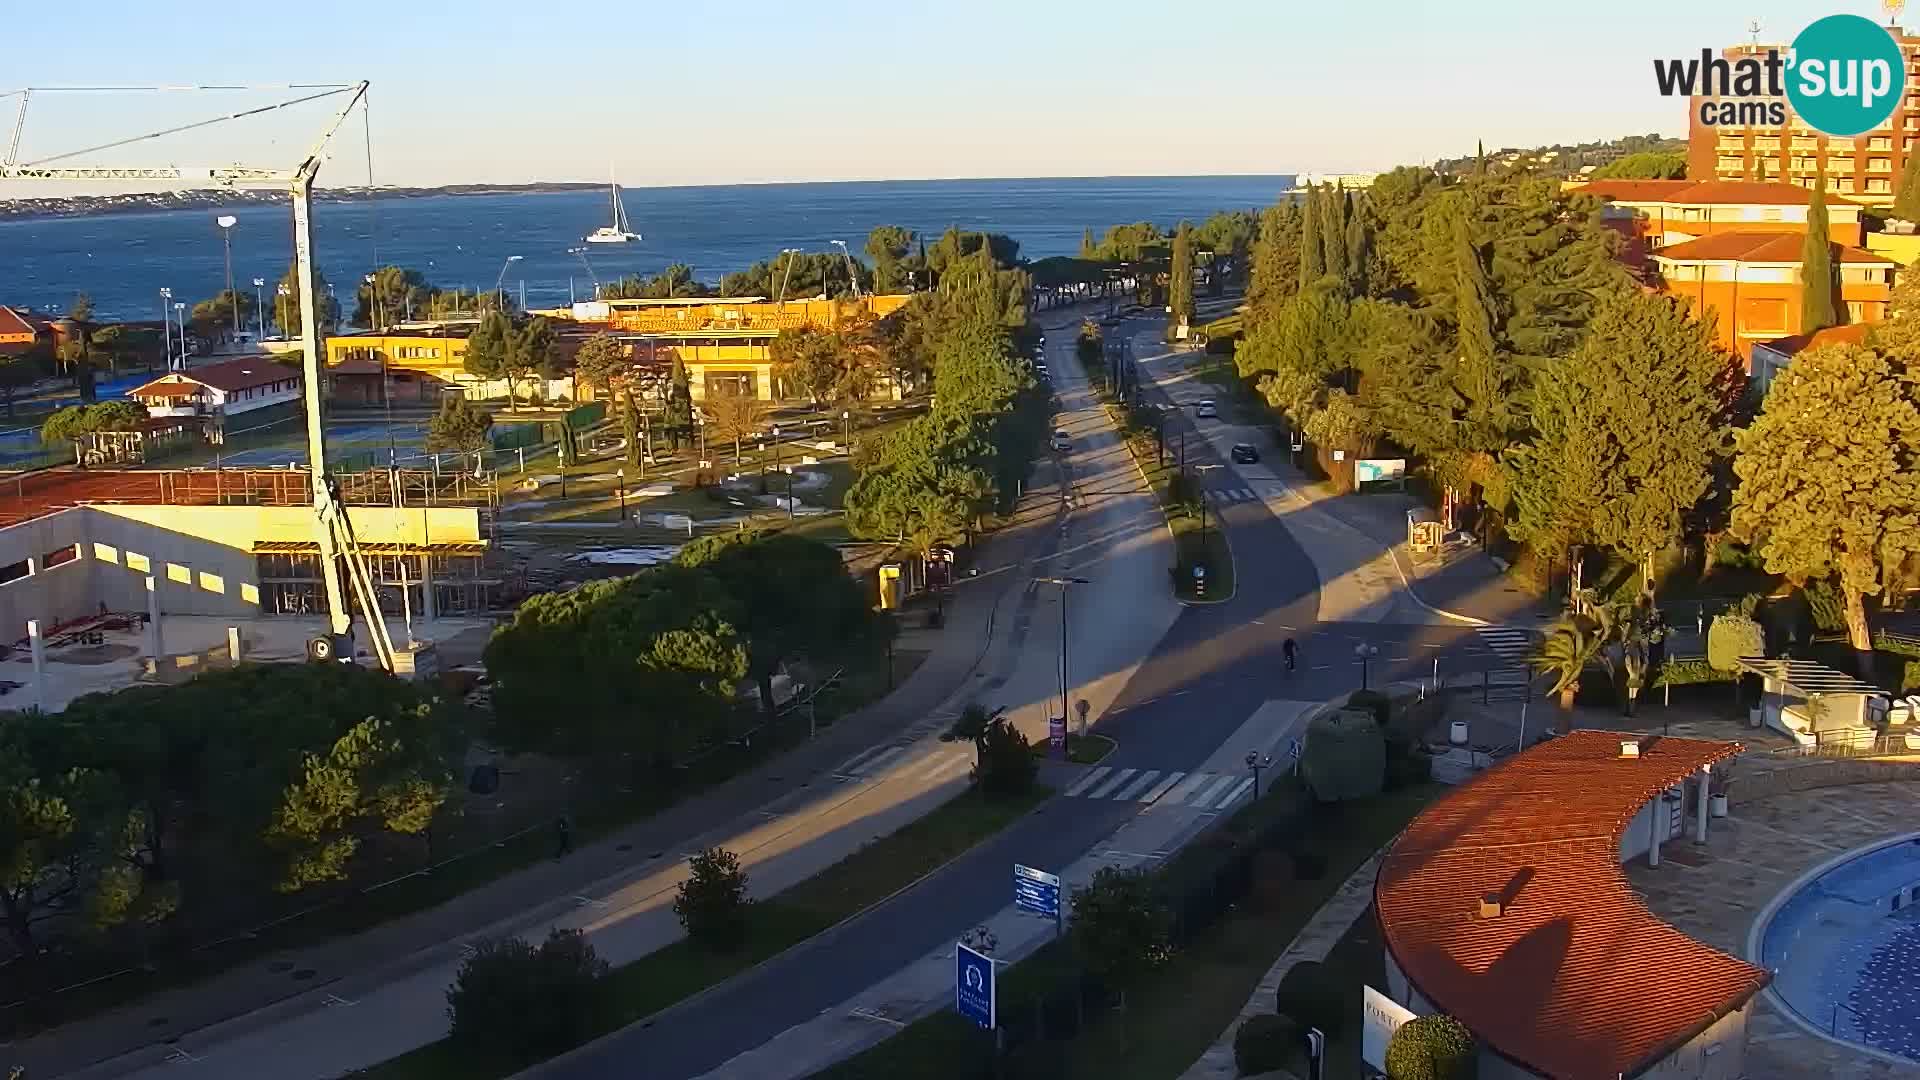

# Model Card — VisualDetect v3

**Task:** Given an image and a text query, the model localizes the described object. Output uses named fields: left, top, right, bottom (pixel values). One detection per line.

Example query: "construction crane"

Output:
left=1, top=82, right=396, bottom=671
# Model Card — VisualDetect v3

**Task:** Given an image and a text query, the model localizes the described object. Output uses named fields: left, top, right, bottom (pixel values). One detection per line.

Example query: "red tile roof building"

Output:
left=0, top=306, right=39, bottom=357
left=1376, top=731, right=1767, bottom=1080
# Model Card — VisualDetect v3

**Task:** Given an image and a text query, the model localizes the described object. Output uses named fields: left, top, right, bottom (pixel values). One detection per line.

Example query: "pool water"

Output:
left=1760, top=836, right=1920, bottom=1060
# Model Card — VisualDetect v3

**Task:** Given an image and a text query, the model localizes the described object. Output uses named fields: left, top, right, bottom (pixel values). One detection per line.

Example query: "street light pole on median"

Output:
left=1035, top=576, right=1092, bottom=738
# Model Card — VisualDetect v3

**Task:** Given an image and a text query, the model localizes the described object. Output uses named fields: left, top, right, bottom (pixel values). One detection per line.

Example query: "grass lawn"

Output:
left=1032, top=733, right=1117, bottom=765
left=1106, top=410, right=1235, bottom=603
left=816, top=779, right=1439, bottom=1080
left=356, top=785, right=1047, bottom=1080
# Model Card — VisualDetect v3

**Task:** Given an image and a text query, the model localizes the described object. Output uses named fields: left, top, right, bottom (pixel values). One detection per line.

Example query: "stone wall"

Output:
left=1728, top=757, right=1920, bottom=805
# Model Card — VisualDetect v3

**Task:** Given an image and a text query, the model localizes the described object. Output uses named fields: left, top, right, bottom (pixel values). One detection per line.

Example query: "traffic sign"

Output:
left=956, top=941, right=995, bottom=1029
left=1013, top=863, right=1062, bottom=920
left=1048, top=715, right=1067, bottom=757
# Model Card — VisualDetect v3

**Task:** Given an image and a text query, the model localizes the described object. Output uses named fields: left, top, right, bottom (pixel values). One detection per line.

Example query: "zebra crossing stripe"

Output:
left=1139, top=771, right=1186, bottom=803
left=1113, top=770, right=1162, bottom=801
left=850, top=747, right=906, bottom=776
left=916, top=754, right=969, bottom=783
left=1212, top=777, right=1256, bottom=810
left=1191, top=775, right=1239, bottom=807
left=835, top=745, right=891, bottom=775
left=1064, top=766, right=1112, bottom=798
left=1161, top=772, right=1214, bottom=805
left=1087, top=768, right=1137, bottom=800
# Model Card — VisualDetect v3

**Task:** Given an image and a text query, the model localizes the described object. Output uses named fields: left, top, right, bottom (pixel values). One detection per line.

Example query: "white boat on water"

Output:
left=584, top=171, right=641, bottom=244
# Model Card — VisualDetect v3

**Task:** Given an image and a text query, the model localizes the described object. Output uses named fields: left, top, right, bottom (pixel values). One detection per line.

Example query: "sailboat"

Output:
left=584, top=169, right=641, bottom=244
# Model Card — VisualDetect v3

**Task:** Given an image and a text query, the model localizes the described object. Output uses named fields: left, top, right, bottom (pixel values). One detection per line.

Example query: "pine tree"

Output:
left=1298, top=187, right=1326, bottom=291
left=1169, top=221, right=1194, bottom=338
left=1344, top=195, right=1372, bottom=296
left=1801, top=186, right=1838, bottom=332
left=1475, top=139, right=1486, bottom=175
left=1895, top=152, right=1920, bottom=222
left=1247, top=201, right=1302, bottom=327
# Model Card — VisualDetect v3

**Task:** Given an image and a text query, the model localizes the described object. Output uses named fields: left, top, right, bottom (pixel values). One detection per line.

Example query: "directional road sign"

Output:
left=956, top=941, right=995, bottom=1029
left=1013, top=863, right=1062, bottom=920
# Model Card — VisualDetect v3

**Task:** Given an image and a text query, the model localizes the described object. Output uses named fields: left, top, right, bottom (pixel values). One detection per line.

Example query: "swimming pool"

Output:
left=1755, top=833, right=1920, bottom=1063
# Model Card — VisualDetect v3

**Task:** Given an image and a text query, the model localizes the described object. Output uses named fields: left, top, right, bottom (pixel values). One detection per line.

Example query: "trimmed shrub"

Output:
left=1234, top=1013, right=1303, bottom=1077
left=1706, top=612, right=1765, bottom=672
left=445, top=928, right=610, bottom=1065
left=1654, top=658, right=1734, bottom=687
left=1383, top=737, right=1432, bottom=790
left=974, top=717, right=1038, bottom=796
left=1300, top=708, right=1385, bottom=803
left=1386, top=1014, right=1477, bottom=1080
left=1347, top=689, right=1392, bottom=727
left=1273, top=960, right=1345, bottom=1038
left=673, top=847, right=751, bottom=949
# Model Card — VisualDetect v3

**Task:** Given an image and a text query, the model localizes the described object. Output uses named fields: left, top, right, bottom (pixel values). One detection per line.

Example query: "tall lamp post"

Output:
left=841, top=409, right=852, bottom=451
left=159, top=288, right=173, bottom=370
left=774, top=248, right=801, bottom=309
left=216, top=214, right=239, bottom=340
left=616, top=467, right=627, bottom=521
left=275, top=282, right=291, bottom=339
left=494, top=255, right=523, bottom=309
left=1193, top=462, right=1224, bottom=548
left=251, top=278, right=266, bottom=340
left=567, top=246, right=600, bottom=297
left=1035, top=576, right=1092, bottom=737
left=172, top=303, right=186, bottom=368
left=1355, top=643, right=1380, bottom=691
left=1245, top=750, right=1273, bottom=799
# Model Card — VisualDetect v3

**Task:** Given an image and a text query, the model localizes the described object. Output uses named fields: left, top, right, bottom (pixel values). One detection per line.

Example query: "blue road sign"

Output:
left=956, top=941, right=995, bottom=1029
left=1013, top=863, right=1062, bottom=920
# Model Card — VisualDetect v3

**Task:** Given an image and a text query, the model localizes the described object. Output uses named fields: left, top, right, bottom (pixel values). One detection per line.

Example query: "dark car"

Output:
left=1230, top=443, right=1259, bottom=464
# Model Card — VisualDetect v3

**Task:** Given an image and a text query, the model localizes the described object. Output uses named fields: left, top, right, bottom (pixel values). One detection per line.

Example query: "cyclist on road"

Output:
left=1282, top=637, right=1297, bottom=673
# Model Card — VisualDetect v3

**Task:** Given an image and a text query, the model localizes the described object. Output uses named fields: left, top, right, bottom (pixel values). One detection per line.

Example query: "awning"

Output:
left=1733, top=657, right=1885, bottom=697
left=251, top=541, right=489, bottom=556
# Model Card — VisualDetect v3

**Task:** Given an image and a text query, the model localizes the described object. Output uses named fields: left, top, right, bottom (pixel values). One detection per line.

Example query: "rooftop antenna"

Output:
left=1747, top=19, right=1762, bottom=48
left=1886, top=0, right=1905, bottom=27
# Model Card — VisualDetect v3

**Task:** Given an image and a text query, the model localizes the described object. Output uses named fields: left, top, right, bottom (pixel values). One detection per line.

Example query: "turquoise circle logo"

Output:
left=1787, top=14, right=1906, bottom=137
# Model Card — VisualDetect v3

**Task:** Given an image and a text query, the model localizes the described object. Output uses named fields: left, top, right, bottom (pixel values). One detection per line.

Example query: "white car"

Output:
left=1050, top=430, right=1071, bottom=451
left=1196, top=400, right=1218, bottom=419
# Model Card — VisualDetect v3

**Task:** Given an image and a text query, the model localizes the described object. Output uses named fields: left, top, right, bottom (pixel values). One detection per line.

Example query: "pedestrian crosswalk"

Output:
left=1208, top=487, right=1260, bottom=504
left=832, top=744, right=971, bottom=785
left=1061, top=767, right=1259, bottom=812
left=1474, top=626, right=1536, bottom=668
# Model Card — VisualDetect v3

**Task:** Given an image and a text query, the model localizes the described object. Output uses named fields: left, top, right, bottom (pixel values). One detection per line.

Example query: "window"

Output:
left=241, top=582, right=260, bottom=605
left=1738, top=297, right=1788, bottom=335
left=167, top=562, right=190, bottom=584
left=41, top=545, right=77, bottom=569
left=198, top=571, right=225, bottom=594
left=1762, top=208, right=1783, bottom=222
left=125, top=551, right=150, bottom=573
left=0, top=560, right=29, bottom=585
left=92, top=542, right=119, bottom=564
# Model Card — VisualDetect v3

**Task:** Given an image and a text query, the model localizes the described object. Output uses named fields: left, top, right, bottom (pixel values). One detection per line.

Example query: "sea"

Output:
left=0, top=175, right=1293, bottom=322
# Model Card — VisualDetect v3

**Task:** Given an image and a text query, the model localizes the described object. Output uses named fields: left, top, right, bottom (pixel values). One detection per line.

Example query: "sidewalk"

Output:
left=16, top=471, right=1068, bottom=1079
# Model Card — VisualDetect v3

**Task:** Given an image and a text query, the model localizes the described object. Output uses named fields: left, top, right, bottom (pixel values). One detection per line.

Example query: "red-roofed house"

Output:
left=1568, top=179, right=1867, bottom=272
left=1650, top=233, right=1894, bottom=361
left=127, top=359, right=304, bottom=437
left=1748, top=324, right=1874, bottom=397
left=0, top=307, right=39, bottom=358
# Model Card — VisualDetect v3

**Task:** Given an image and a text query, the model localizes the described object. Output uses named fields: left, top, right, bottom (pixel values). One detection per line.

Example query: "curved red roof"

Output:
left=1376, top=732, right=1767, bottom=1079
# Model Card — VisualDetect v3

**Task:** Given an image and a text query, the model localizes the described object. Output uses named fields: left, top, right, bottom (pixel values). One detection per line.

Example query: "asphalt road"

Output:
left=539, top=314, right=1500, bottom=1080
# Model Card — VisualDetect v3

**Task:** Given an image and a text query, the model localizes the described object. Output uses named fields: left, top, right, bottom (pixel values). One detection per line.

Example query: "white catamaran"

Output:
left=584, top=170, right=641, bottom=244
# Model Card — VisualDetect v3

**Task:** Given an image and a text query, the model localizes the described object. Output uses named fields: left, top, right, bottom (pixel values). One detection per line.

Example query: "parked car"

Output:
left=1230, top=443, right=1259, bottom=464
left=1051, top=429, right=1071, bottom=451
left=1196, top=400, right=1218, bottom=419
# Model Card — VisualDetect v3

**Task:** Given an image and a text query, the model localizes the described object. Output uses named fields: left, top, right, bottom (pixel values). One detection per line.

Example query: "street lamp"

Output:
left=495, top=255, right=523, bottom=308
left=772, top=425, right=792, bottom=517
left=1194, top=463, right=1225, bottom=547
left=275, top=282, right=291, bottom=339
left=615, top=467, right=627, bottom=521
left=364, top=273, right=381, bottom=331
left=830, top=239, right=858, bottom=296
left=1355, top=643, right=1380, bottom=691
left=1245, top=750, right=1273, bottom=800
left=774, top=248, right=801, bottom=308
left=159, top=288, right=173, bottom=369
left=1035, top=576, right=1092, bottom=737
left=216, top=214, right=239, bottom=340
left=172, top=303, right=186, bottom=369
left=567, top=246, right=600, bottom=296
left=251, top=278, right=266, bottom=340
left=841, top=409, right=851, bottom=451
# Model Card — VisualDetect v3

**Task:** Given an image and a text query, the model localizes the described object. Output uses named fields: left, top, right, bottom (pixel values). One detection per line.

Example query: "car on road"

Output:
left=1196, top=400, right=1218, bottom=419
left=1230, top=443, right=1259, bottom=464
left=1050, top=429, right=1071, bottom=451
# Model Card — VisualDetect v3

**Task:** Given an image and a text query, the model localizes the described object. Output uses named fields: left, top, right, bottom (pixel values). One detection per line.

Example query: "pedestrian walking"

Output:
left=554, top=813, right=573, bottom=858
left=1282, top=637, right=1297, bottom=673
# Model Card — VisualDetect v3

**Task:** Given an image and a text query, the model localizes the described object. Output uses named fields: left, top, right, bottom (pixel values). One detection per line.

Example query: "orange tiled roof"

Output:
left=1376, top=731, right=1766, bottom=1080
left=128, top=358, right=298, bottom=397
left=0, top=306, right=37, bottom=356
left=1756, top=323, right=1872, bottom=356
left=1653, top=231, right=1891, bottom=264
left=1572, top=179, right=1697, bottom=203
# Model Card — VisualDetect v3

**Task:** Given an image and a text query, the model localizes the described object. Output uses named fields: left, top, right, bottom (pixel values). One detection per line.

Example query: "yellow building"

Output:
left=326, top=295, right=915, bottom=405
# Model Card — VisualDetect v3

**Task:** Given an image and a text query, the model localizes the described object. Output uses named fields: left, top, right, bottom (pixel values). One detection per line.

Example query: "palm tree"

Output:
left=1531, top=605, right=1616, bottom=727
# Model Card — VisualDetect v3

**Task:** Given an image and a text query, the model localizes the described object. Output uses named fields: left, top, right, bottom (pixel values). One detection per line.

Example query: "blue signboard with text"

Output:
left=1013, top=863, right=1062, bottom=920
left=956, top=941, right=995, bottom=1029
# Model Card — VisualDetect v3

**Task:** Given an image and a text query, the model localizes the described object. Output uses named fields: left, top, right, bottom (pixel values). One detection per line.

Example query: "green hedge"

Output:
left=1301, top=709, right=1385, bottom=803
left=1654, top=658, right=1733, bottom=687
left=1234, top=1013, right=1303, bottom=1077
left=1273, top=960, right=1345, bottom=1038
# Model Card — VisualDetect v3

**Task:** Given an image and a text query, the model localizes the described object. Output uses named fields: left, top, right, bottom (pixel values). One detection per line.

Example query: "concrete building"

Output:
left=1687, top=32, right=1920, bottom=206
left=1748, top=323, right=1872, bottom=398
left=0, top=306, right=38, bottom=356
left=128, top=358, right=304, bottom=425
left=1374, top=731, right=1766, bottom=1080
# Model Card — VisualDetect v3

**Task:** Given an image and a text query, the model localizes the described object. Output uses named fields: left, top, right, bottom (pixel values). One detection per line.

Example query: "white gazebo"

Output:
left=1733, top=656, right=1887, bottom=751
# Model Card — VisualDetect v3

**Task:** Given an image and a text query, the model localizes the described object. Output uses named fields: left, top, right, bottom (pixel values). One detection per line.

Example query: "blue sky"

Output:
left=0, top=1, right=1872, bottom=189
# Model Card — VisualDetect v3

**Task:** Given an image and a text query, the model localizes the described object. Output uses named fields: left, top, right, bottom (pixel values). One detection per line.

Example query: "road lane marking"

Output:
left=833, top=745, right=890, bottom=775
left=1212, top=777, right=1256, bottom=810
left=916, top=754, right=969, bottom=783
left=1114, top=770, right=1162, bottom=801
left=1192, top=775, right=1239, bottom=808
left=1087, top=767, right=1137, bottom=799
left=847, top=746, right=905, bottom=777
left=1162, top=772, right=1214, bottom=805
left=1063, top=766, right=1112, bottom=797
left=1140, top=771, right=1186, bottom=803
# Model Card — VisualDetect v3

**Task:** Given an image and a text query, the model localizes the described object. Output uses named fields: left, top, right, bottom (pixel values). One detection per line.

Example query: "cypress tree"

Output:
left=1248, top=201, right=1302, bottom=326
left=1298, top=187, right=1325, bottom=291
left=1452, top=213, right=1503, bottom=443
left=1320, top=187, right=1349, bottom=295
left=1895, top=152, right=1920, bottom=222
left=1801, top=186, right=1839, bottom=332
left=1169, top=221, right=1194, bottom=337
left=1080, top=228, right=1097, bottom=259
left=1344, top=196, right=1371, bottom=296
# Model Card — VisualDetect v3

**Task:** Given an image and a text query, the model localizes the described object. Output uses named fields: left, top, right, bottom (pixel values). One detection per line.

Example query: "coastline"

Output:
left=0, top=183, right=604, bottom=224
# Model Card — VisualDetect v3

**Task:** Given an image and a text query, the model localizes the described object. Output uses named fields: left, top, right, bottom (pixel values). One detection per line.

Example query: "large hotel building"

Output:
left=1687, top=29, right=1920, bottom=206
